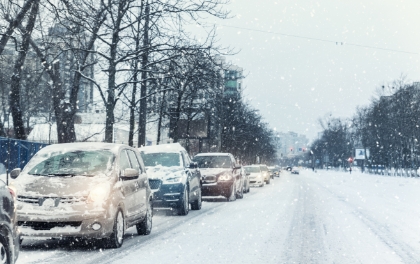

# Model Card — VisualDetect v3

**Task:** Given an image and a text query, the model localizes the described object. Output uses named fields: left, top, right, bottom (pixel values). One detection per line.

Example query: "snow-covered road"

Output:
left=17, top=170, right=420, bottom=264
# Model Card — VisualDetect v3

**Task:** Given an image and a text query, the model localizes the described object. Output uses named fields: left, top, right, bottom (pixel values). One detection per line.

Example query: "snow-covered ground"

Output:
left=16, top=170, right=420, bottom=263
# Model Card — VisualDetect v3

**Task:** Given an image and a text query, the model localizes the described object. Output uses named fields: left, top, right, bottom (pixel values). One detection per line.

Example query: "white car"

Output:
left=244, top=165, right=264, bottom=187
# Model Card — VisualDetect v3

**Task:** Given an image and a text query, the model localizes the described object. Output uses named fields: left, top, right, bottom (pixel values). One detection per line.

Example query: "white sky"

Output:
left=194, top=0, right=420, bottom=141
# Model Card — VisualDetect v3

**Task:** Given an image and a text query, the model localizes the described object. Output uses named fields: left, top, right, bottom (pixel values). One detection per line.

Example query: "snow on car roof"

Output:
left=36, top=142, right=125, bottom=155
left=140, top=143, right=185, bottom=154
left=194, top=152, right=231, bottom=157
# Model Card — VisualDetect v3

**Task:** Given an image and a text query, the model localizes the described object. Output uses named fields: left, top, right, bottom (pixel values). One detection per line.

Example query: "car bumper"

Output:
left=17, top=208, right=114, bottom=239
left=152, top=183, right=185, bottom=208
left=201, top=181, right=233, bottom=197
left=249, top=178, right=264, bottom=185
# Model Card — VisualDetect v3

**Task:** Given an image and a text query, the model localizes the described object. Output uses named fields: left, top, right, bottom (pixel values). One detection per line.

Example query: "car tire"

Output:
left=137, top=201, right=152, bottom=235
left=178, top=186, right=189, bottom=215
left=236, top=184, right=244, bottom=199
left=0, top=234, right=10, bottom=264
left=266, top=178, right=271, bottom=184
left=106, top=209, right=124, bottom=248
left=227, top=184, right=236, bottom=202
left=191, top=189, right=202, bottom=210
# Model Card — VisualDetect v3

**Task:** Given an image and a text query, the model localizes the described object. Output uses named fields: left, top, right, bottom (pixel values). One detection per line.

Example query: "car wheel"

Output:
left=178, top=186, right=189, bottom=215
left=191, top=189, right=202, bottom=210
left=137, top=201, right=153, bottom=235
left=236, top=184, right=244, bottom=199
left=106, top=209, right=124, bottom=248
left=266, top=178, right=271, bottom=184
left=227, top=184, right=236, bottom=202
left=0, top=235, right=10, bottom=264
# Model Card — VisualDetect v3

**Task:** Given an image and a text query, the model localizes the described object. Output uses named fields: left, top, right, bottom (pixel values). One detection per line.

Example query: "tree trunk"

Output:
left=9, top=0, right=39, bottom=140
left=138, top=0, right=150, bottom=147
left=156, top=90, right=166, bottom=145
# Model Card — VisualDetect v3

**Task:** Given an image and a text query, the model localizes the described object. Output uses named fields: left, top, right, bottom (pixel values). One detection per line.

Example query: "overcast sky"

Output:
left=195, top=0, right=420, bottom=142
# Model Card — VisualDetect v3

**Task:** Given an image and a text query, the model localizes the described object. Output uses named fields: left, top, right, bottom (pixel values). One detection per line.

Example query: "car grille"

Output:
left=18, top=221, right=82, bottom=231
left=148, top=179, right=162, bottom=190
left=17, top=195, right=87, bottom=205
left=203, top=175, right=216, bottom=183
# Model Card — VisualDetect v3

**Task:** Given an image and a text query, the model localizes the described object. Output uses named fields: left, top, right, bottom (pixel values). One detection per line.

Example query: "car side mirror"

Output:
left=189, top=162, right=198, bottom=169
left=10, top=168, right=21, bottom=179
left=121, top=168, right=139, bottom=178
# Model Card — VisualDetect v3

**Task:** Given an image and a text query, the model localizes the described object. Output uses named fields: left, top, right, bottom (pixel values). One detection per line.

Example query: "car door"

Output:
left=230, top=155, right=241, bottom=191
left=126, top=149, right=146, bottom=217
left=182, top=151, right=200, bottom=200
left=119, top=149, right=138, bottom=219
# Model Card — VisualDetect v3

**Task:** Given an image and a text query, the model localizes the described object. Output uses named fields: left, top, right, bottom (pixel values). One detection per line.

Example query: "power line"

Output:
left=211, top=23, right=419, bottom=55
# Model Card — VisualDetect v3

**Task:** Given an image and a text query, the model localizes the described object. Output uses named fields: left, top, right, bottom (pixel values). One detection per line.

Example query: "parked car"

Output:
left=193, top=153, right=243, bottom=201
left=259, top=164, right=271, bottom=184
left=268, top=166, right=280, bottom=177
left=244, top=165, right=264, bottom=187
left=267, top=166, right=278, bottom=179
left=0, top=179, right=20, bottom=264
left=140, top=143, right=202, bottom=215
left=10, top=142, right=153, bottom=248
left=291, top=168, right=300, bottom=174
left=241, top=167, right=250, bottom=193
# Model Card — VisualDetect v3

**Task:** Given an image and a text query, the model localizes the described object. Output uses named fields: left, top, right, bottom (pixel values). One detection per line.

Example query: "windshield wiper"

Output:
left=46, top=173, right=95, bottom=177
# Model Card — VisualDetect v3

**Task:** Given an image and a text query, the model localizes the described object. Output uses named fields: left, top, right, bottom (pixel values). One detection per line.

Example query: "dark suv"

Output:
left=140, top=143, right=202, bottom=215
left=193, top=153, right=243, bottom=201
left=0, top=179, right=20, bottom=264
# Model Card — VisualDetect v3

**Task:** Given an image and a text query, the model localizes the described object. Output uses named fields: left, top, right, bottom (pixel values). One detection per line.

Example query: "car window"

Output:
left=119, top=150, right=132, bottom=171
left=244, top=166, right=260, bottom=173
left=140, top=152, right=181, bottom=167
left=193, top=156, right=232, bottom=168
left=27, top=150, right=115, bottom=176
left=127, top=149, right=141, bottom=173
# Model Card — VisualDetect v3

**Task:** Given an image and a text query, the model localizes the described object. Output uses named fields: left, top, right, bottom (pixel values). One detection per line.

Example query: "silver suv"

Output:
left=10, top=142, right=153, bottom=248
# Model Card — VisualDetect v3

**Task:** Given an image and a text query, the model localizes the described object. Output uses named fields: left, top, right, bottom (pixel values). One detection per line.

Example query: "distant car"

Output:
left=259, top=164, right=271, bottom=184
left=286, top=166, right=292, bottom=171
left=241, top=167, right=250, bottom=193
left=268, top=166, right=280, bottom=178
left=244, top=165, right=264, bottom=187
left=193, top=153, right=243, bottom=201
left=291, top=169, right=300, bottom=174
left=267, top=168, right=274, bottom=179
left=11, top=142, right=153, bottom=248
left=0, top=179, right=20, bottom=264
left=140, top=143, right=202, bottom=215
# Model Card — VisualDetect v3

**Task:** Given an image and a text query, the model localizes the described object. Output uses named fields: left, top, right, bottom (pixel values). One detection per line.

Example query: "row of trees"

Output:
left=310, top=79, right=420, bottom=173
left=0, top=0, right=278, bottom=161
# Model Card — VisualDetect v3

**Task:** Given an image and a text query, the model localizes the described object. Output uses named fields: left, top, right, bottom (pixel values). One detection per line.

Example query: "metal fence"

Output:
left=0, top=137, right=49, bottom=174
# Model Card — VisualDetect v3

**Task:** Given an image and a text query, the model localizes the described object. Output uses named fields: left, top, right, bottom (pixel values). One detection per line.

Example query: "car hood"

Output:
left=12, top=174, right=113, bottom=197
left=146, top=165, right=185, bottom=180
left=199, top=168, right=231, bottom=176
left=248, top=172, right=261, bottom=177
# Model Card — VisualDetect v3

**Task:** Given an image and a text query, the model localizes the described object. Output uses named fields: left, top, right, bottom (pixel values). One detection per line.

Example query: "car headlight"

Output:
left=164, top=177, right=182, bottom=183
left=218, top=174, right=232, bottom=181
left=88, top=184, right=110, bottom=204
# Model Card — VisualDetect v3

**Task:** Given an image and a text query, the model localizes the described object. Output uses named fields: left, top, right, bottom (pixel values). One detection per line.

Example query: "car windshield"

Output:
left=141, top=152, right=181, bottom=167
left=193, top=156, right=231, bottom=168
left=244, top=166, right=260, bottom=173
left=27, top=150, right=115, bottom=177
